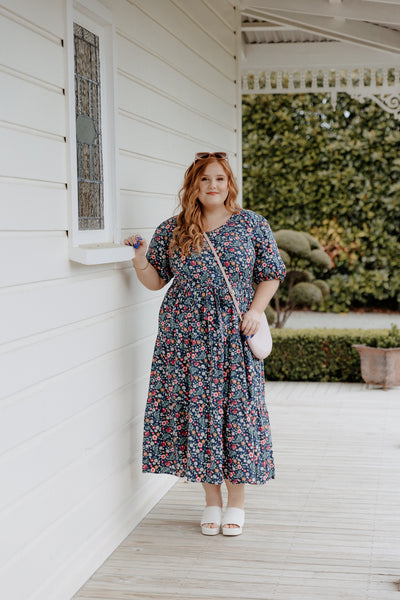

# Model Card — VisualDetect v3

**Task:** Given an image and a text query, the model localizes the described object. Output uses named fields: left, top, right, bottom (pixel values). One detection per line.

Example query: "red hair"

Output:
left=170, top=157, right=240, bottom=256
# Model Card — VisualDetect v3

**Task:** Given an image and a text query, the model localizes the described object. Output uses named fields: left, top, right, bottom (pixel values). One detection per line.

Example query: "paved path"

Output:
left=74, top=382, right=400, bottom=600
left=285, top=311, right=400, bottom=330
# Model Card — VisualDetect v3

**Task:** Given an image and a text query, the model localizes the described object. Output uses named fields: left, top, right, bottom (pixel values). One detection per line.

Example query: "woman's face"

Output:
left=197, top=161, right=229, bottom=210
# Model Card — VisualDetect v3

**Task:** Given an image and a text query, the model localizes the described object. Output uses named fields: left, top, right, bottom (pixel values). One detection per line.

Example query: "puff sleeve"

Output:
left=145, top=218, right=175, bottom=283
left=252, top=216, right=286, bottom=284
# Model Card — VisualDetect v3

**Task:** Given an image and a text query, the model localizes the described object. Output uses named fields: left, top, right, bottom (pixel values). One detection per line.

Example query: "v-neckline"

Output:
left=204, top=210, right=242, bottom=233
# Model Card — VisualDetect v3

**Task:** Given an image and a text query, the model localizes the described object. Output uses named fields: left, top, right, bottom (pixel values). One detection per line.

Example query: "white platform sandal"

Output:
left=200, top=506, right=222, bottom=536
left=222, top=507, right=245, bottom=536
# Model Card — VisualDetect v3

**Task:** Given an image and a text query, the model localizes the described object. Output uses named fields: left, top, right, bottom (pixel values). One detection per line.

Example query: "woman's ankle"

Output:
left=202, top=482, right=223, bottom=507
left=224, top=480, right=245, bottom=509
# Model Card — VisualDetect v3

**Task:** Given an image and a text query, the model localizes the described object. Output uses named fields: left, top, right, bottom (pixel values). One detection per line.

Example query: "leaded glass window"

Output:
left=73, top=23, right=104, bottom=230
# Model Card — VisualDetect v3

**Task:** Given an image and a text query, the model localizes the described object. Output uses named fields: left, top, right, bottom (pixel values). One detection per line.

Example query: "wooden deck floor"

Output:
left=73, top=382, right=400, bottom=600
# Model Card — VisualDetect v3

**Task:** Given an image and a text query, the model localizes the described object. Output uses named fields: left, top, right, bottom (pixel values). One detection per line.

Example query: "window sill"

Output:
left=69, top=243, right=134, bottom=265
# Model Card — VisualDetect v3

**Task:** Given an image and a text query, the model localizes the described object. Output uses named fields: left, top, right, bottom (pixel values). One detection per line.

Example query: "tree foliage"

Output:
left=242, top=92, right=400, bottom=311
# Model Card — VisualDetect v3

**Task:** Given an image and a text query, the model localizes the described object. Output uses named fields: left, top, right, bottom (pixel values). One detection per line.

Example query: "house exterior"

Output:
left=0, top=1, right=240, bottom=598
left=1, top=0, right=399, bottom=598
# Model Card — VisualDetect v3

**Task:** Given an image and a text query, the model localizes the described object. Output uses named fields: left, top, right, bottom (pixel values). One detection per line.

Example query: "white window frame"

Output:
left=66, top=0, right=133, bottom=264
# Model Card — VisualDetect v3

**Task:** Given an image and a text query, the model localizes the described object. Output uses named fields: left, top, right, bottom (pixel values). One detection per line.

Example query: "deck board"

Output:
left=73, top=382, right=400, bottom=600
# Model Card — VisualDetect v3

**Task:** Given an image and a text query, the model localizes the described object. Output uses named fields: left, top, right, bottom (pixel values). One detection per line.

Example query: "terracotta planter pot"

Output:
left=353, top=345, right=400, bottom=390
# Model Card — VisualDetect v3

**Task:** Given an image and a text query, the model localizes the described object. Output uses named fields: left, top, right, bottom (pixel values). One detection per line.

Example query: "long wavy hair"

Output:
left=170, top=157, right=240, bottom=256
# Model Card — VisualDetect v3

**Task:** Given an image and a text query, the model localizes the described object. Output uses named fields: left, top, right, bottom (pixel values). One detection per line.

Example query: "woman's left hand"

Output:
left=240, top=308, right=262, bottom=339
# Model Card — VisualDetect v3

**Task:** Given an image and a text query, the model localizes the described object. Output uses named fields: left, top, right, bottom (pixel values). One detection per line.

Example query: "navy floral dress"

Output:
left=142, top=209, right=286, bottom=485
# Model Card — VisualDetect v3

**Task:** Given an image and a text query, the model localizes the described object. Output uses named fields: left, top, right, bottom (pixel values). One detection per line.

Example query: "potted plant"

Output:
left=353, top=324, right=400, bottom=390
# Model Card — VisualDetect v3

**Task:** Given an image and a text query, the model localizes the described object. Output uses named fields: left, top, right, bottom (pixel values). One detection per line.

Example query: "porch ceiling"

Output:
left=240, top=0, right=400, bottom=119
left=241, top=0, right=400, bottom=64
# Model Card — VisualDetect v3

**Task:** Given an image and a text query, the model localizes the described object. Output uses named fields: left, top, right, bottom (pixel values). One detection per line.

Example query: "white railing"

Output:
left=242, top=65, right=400, bottom=119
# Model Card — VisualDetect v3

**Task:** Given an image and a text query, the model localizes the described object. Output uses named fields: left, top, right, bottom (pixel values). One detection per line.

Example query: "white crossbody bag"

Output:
left=203, top=232, right=273, bottom=361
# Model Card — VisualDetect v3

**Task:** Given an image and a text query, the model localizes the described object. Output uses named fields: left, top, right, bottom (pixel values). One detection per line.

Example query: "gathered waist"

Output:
left=167, top=275, right=253, bottom=315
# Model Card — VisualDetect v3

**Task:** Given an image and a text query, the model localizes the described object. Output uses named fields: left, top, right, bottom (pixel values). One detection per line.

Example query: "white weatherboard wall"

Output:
left=0, top=1, right=240, bottom=599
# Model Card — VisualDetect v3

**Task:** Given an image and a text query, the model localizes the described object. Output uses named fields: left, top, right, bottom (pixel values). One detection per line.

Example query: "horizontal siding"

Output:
left=0, top=302, right=158, bottom=402
left=1, top=464, right=174, bottom=600
left=119, top=112, right=202, bottom=166
left=132, top=0, right=235, bottom=76
left=0, top=0, right=65, bottom=39
left=120, top=193, right=177, bottom=229
left=0, top=360, right=154, bottom=511
left=104, top=0, right=235, bottom=98
left=0, top=14, right=64, bottom=88
left=0, top=393, right=147, bottom=561
left=0, top=71, right=66, bottom=136
left=172, top=0, right=236, bottom=54
left=0, top=0, right=239, bottom=598
left=118, top=113, right=235, bottom=169
left=0, top=268, right=160, bottom=345
left=0, top=127, right=66, bottom=182
left=116, top=37, right=234, bottom=127
left=33, top=475, right=175, bottom=600
left=0, top=180, right=67, bottom=231
left=119, top=153, right=184, bottom=195
left=0, top=232, right=112, bottom=288
left=0, top=351, right=151, bottom=458
left=207, top=0, right=238, bottom=30
left=118, top=75, right=235, bottom=150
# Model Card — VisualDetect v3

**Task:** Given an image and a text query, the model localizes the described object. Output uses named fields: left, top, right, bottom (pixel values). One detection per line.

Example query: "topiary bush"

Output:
left=275, top=229, right=310, bottom=257
left=290, top=281, right=323, bottom=306
left=272, top=228, right=332, bottom=327
left=313, top=279, right=330, bottom=297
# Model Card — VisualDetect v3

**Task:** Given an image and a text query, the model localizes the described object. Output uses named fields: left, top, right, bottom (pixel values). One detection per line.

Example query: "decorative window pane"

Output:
left=73, top=22, right=104, bottom=230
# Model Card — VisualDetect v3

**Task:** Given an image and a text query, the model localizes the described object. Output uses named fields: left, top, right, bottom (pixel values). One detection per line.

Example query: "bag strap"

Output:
left=203, top=232, right=242, bottom=321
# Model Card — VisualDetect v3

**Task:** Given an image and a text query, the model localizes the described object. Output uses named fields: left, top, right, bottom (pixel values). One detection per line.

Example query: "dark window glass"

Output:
left=73, top=23, right=104, bottom=230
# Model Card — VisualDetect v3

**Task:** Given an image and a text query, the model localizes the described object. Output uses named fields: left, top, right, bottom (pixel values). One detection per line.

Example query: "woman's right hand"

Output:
left=123, top=234, right=165, bottom=291
left=124, top=234, right=148, bottom=257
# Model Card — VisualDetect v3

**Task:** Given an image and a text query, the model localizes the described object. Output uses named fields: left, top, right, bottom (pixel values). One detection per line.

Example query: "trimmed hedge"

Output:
left=265, top=328, right=397, bottom=382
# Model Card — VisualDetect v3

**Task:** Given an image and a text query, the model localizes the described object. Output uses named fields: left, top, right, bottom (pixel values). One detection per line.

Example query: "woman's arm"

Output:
left=240, top=280, right=279, bottom=338
left=124, top=235, right=167, bottom=291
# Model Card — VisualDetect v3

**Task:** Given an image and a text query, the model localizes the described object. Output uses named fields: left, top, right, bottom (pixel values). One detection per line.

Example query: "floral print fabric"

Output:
left=142, top=209, right=286, bottom=484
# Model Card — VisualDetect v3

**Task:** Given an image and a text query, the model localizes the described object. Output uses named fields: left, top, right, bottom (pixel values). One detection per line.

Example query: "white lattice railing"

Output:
left=242, top=65, right=400, bottom=119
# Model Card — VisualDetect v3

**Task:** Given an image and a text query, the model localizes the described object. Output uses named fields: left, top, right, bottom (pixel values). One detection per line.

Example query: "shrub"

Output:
left=271, top=228, right=332, bottom=327
left=290, top=282, right=323, bottom=306
left=302, top=232, right=321, bottom=249
left=278, top=248, right=291, bottom=266
left=265, top=327, right=399, bottom=382
left=365, top=324, right=400, bottom=348
left=313, top=279, right=330, bottom=297
left=274, top=230, right=310, bottom=257
left=309, top=249, right=333, bottom=270
left=243, top=92, right=400, bottom=312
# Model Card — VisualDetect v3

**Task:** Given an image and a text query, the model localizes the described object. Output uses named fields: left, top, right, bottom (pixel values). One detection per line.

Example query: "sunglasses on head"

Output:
left=194, top=152, right=228, bottom=162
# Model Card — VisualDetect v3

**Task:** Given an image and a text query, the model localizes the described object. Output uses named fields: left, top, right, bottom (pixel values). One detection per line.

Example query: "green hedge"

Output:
left=265, top=328, right=397, bottom=382
left=242, top=93, right=400, bottom=312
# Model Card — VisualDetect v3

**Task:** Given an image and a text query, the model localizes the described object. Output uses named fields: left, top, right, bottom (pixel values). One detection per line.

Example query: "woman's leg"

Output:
left=224, top=480, right=245, bottom=529
left=202, top=483, right=223, bottom=528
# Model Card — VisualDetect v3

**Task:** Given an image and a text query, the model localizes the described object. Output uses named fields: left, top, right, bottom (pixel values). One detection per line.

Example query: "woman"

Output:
left=124, top=152, right=285, bottom=536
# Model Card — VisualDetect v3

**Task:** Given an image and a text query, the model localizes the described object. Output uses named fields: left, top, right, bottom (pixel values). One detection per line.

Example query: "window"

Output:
left=74, top=22, right=104, bottom=231
left=66, top=0, right=132, bottom=264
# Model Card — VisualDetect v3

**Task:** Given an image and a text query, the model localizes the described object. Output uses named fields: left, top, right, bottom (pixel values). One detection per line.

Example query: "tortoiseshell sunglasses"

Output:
left=194, top=152, right=228, bottom=162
